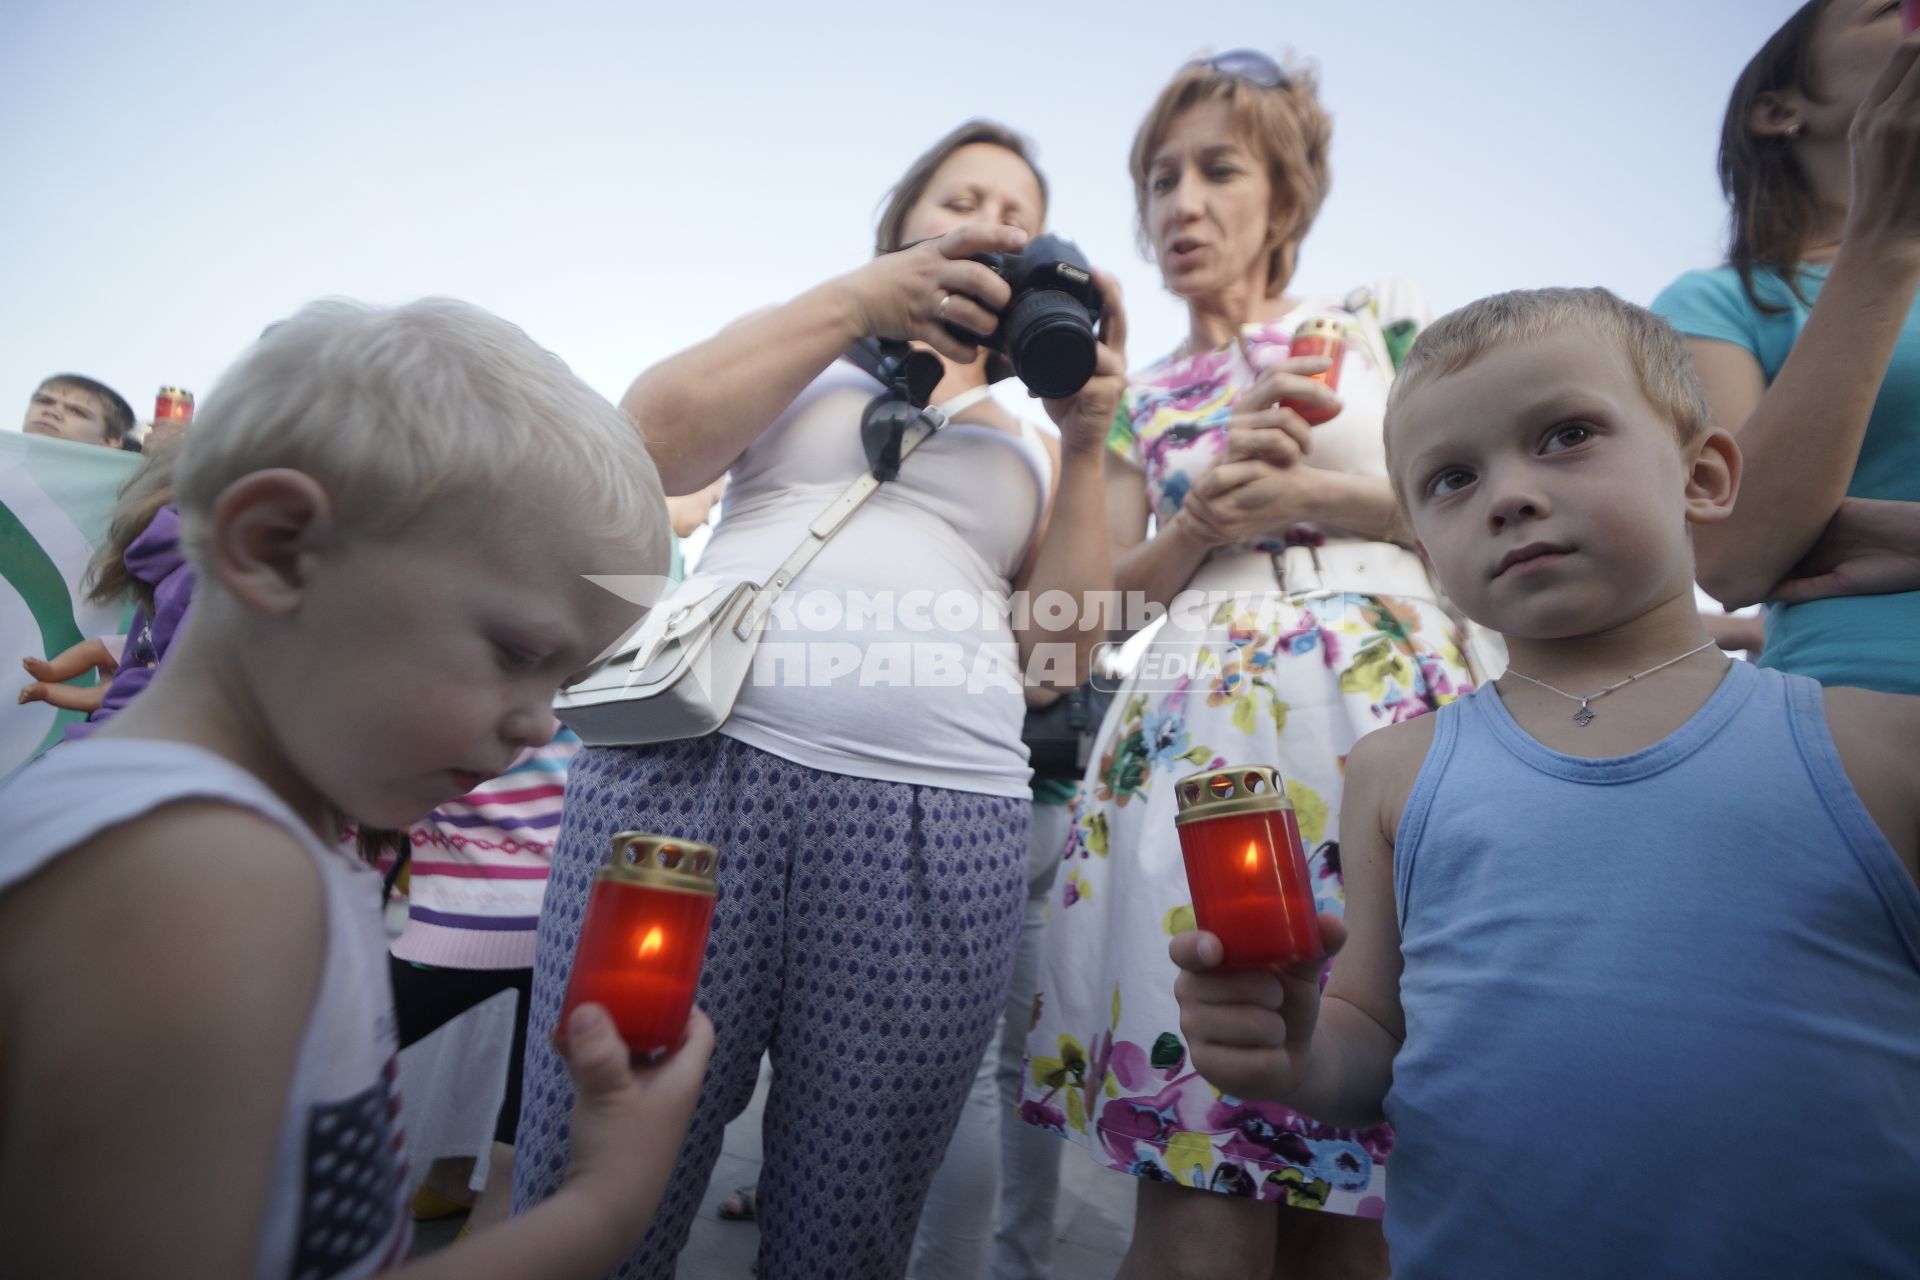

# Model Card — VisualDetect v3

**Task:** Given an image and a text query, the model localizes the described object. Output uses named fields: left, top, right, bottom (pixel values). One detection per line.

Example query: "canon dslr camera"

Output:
left=960, top=233, right=1105, bottom=399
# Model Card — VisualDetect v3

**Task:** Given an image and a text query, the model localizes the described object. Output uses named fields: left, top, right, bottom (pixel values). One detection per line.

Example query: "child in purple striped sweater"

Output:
left=379, top=726, right=581, bottom=1236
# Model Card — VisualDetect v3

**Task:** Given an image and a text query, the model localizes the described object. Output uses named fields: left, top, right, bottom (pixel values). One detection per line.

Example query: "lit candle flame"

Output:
left=637, top=926, right=665, bottom=958
left=1243, top=841, right=1260, bottom=872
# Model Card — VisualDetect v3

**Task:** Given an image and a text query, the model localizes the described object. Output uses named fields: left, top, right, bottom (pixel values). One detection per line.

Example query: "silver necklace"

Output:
left=1500, top=639, right=1720, bottom=727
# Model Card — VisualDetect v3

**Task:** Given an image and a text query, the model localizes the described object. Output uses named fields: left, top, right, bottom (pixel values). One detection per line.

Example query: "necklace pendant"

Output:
left=1573, top=701, right=1596, bottom=727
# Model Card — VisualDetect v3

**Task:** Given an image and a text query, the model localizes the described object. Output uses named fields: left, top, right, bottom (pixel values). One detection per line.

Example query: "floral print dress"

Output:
left=1019, top=283, right=1473, bottom=1216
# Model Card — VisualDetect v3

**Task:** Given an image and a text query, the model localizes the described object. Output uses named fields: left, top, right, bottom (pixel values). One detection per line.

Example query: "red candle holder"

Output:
left=1281, top=316, right=1346, bottom=426
left=1174, top=765, right=1324, bottom=968
left=154, top=386, right=194, bottom=424
left=557, top=832, right=718, bottom=1062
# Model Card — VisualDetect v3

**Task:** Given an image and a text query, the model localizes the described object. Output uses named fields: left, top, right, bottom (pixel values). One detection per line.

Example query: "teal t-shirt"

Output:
left=1653, top=264, right=1920, bottom=695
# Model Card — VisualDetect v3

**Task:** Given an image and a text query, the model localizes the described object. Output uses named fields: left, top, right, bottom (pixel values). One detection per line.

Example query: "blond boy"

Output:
left=0, top=300, right=711, bottom=1278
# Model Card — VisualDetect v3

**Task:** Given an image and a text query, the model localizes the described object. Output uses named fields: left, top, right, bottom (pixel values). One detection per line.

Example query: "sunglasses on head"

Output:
left=1193, top=49, right=1289, bottom=90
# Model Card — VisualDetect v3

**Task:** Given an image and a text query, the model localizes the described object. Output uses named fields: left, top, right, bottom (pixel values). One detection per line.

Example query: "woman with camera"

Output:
left=512, top=120, right=1127, bottom=1279
left=1019, top=52, right=1471, bottom=1279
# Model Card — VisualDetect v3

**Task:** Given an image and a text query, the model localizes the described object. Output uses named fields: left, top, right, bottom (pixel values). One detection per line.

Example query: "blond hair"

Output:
left=85, top=434, right=184, bottom=618
left=174, top=298, right=667, bottom=572
left=1385, top=287, right=1711, bottom=489
left=1129, top=55, right=1332, bottom=297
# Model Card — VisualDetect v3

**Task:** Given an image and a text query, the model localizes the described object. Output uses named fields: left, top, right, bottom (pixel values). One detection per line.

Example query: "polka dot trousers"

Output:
left=513, top=735, right=1028, bottom=1279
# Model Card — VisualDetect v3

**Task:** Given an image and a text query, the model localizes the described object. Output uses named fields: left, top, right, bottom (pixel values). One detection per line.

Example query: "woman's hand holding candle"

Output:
left=1210, top=351, right=1332, bottom=473
left=1169, top=914, right=1346, bottom=1103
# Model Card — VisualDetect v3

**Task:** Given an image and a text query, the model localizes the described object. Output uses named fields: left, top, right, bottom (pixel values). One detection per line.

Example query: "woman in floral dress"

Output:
left=1020, top=51, right=1474, bottom=1279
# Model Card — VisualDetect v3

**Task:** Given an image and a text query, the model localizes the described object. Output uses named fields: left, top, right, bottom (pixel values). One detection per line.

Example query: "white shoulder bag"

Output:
left=554, top=382, right=995, bottom=747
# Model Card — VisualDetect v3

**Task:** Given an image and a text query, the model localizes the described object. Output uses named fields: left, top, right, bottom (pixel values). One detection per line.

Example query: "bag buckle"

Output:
left=732, top=585, right=768, bottom=642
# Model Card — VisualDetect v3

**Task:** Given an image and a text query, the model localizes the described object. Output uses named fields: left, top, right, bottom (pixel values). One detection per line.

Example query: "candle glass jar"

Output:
left=1174, top=765, right=1324, bottom=968
left=557, top=832, right=718, bottom=1061
left=1281, top=316, right=1346, bottom=426
left=154, top=386, right=194, bottom=424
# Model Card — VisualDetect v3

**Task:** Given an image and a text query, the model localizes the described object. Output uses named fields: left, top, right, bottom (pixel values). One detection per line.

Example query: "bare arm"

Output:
left=1134, top=354, right=1402, bottom=593
left=1692, top=36, right=1920, bottom=606
left=1767, top=496, right=1920, bottom=604
left=1186, top=464, right=1399, bottom=547
left=1687, top=263, right=1919, bottom=605
left=1107, top=472, right=1400, bottom=620
left=1170, top=718, right=1426, bottom=1129
left=1823, top=685, right=1920, bottom=886
left=0, top=805, right=328, bottom=1278
left=0, top=804, right=714, bottom=1280
left=1307, top=470, right=1399, bottom=541
left=665, top=477, right=726, bottom=538
left=1013, top=435, right=1115, bottom=685
left=398, top=1004, right=712, bottom=1280
left=1111, top=455, right=1214, bottom=617
left=1289, top=721, right=1420, bottom=1126
left=1700, top=610, right=1767, bottom=655
left=1011, top=274, right=1128, bottom=686
left=627, top=224, right=1028, bottom=495
left=626, top=285, right=868, bottom=495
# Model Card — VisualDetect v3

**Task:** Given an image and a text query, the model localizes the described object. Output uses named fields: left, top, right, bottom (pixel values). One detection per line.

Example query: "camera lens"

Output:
left=1002, top=289, right=1098, bottom=399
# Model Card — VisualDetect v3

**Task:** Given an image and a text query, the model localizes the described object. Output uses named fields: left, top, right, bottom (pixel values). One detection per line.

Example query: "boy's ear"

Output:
left=205, top=470, right=337, bottom=614
left=1683, top=427, right=1741, bottom=527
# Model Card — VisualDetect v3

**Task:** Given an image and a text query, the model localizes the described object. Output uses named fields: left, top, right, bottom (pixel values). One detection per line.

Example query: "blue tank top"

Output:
left=1385, top=660, right=1920, bottom=1278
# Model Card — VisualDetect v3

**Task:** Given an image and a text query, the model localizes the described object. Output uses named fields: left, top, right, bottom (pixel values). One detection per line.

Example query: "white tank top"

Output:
left=0, top=739, right=411, bottom=1278
left=696, top=360, right=1052, bottom=796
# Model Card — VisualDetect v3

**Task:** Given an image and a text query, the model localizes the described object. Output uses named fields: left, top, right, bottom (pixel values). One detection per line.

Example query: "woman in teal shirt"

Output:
left=1654, top=0, right=1920, bottom=695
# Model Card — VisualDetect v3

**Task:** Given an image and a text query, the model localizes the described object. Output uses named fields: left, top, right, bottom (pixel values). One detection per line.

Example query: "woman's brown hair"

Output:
left=85, top=434, right=183, bottom=619
left=1129, top=56, right=1332, bottom=298
left=1719, top=0, right=1829, bottom=312
left=873, top=119, right=1048, bottom=255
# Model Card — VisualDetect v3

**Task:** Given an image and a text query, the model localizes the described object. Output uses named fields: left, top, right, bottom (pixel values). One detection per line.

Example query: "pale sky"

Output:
left=3, top=0, right=1802, bottom=433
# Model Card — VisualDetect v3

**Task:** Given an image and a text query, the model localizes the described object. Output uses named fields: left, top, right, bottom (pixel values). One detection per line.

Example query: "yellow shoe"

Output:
left=410, top=1185, right=474, bottom=1221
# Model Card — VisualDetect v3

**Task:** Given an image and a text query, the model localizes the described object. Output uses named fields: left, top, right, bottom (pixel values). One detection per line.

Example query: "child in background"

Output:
left=1172, top=288, right=1920, bottom=1278
left=384, top=726, right=583, bottom=1238
left=0, top=298, right=712, bottom=1279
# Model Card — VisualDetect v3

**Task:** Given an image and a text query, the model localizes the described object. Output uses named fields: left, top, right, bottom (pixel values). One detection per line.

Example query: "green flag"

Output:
left=1, top=432, right=140, bottom=783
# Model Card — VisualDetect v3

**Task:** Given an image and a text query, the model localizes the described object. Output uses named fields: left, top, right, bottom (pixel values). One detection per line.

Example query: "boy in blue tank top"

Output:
left=1171, top=288, right=1920, bottom=1278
